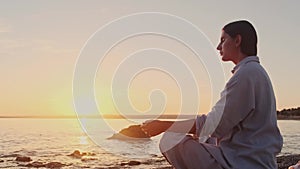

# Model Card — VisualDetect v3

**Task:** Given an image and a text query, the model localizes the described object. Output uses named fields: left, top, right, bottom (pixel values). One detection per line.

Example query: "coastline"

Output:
left=1, top=153, right=299, bottom=168
left=277, top=116, right=300, bottom=120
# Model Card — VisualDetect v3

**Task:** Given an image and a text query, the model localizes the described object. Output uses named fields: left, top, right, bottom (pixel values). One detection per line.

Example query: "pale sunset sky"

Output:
left=0, top=1, right=299, bottom=117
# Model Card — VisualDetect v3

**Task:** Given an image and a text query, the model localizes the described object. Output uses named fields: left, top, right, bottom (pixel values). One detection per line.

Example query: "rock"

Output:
left=19, top=161, right=69, bottom=168
left=24, top=161, right=45, bottom=168
left=86, top=152, right=96, bottom=156
left=68, top=150, right=82, bottom=158
left=128, top=160, right=141, bottom=166
left=143, top=157, right=166, bottom=164
left=108, top=125, right=151, bottom=140
left=277, top=154, right=300, bottom=169
left=151, top=154, right=159, bottom=157
left=120, top=160, right=141, bottom=166
left=68, top=150, right=96, bottom=159
left=45, top=162, right=66, bottom=168
left=15, top=156, right=32, bottom=162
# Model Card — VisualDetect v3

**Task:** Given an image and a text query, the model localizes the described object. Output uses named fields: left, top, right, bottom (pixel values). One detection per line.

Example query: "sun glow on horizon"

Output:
left=0, top=1, right=299, bottom=117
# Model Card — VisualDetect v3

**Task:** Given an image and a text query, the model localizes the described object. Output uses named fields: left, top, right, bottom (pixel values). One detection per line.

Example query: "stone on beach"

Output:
left=24, top=161, right=45, bottom=168
left=107, top=125, right=151, bottom=140
left=20, top=161, right=68, bottom=168
left=128, top=160, right=141, bottom=166
left=278, top=154, right=300, bottom=169
left=120, top=160, right=141, bottom=166
left=68, top=150, right=83, bottom=158
left=44, top=162, right=67, bottom=168
left=15, top=156, right=32, bottom=162
left=68, top=150, right=96, bottom=159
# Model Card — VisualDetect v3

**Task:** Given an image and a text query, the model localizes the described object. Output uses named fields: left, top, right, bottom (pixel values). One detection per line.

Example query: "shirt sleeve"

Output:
left=198, top=70, right=256, bottom=141
left=195, top=114, right=206, bottom=137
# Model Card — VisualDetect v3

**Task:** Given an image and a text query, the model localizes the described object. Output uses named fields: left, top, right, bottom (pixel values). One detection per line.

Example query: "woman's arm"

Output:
left=141, top=119, right=196, bottom=137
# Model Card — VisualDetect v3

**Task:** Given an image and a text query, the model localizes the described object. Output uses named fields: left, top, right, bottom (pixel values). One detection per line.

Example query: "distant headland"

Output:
left=277, top=107, right=300, bottom=120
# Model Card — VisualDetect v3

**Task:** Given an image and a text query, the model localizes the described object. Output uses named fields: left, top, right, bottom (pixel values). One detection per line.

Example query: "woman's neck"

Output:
left=233, top=53, right=248, bottom=65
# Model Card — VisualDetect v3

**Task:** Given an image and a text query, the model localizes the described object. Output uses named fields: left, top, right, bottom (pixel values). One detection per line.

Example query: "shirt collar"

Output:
left=231, top=56, right=260, bottom=74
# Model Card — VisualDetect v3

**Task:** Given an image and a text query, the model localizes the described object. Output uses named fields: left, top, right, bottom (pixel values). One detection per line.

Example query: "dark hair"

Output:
left=223, top=20, right=257, bottom=56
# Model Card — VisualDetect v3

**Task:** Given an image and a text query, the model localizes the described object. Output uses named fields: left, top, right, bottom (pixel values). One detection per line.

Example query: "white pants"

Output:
left=160, top=135, right=230, bottom=169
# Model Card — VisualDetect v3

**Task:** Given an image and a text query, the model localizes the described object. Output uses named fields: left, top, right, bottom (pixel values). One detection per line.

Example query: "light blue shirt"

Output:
left=196, top=56, right=283, bottom=169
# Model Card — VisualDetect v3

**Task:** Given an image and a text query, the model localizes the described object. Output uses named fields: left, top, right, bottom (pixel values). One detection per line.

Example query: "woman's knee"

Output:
left=159, top=135, right=194, bottom=154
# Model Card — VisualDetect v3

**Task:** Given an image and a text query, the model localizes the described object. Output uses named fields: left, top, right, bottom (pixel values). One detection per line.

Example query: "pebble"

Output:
left=128, top=160, right=141, bottom=166
left=15, top=156, right=32, bottom=162
left=24, top=161, right=45, bottom=168
left=68, top=150, right=96, bottom=159
left=20, top=161, right=68, bottom=168
left=120, top=160, right=141, bottom=166
left=45, top=162, right=66, bottom=168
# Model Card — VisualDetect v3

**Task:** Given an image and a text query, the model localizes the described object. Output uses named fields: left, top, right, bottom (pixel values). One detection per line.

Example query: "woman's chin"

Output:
left=221, top=57, right=230, bottom=62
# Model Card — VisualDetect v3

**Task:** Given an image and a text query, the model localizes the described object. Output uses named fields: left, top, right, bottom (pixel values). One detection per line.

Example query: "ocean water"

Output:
left=0, top=118, right=299, bottom=168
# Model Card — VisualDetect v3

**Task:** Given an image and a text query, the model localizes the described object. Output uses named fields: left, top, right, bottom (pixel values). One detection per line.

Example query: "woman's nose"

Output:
left=216, top=43, right=221, bottom=50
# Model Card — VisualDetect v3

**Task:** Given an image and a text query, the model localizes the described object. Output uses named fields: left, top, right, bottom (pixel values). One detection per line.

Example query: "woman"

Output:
left=141, top=20, right=283, bottom=169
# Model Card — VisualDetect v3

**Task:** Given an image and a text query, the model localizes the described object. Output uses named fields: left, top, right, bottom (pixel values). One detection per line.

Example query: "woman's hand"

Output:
left=141, top=119, right=196, bottom=137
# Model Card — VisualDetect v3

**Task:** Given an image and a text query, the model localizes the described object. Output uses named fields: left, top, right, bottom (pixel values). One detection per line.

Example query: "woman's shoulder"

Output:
left=234, top=61, right=268, bottom=83
left=226, top=62, right=264, bottom=87
left=239, top=60, right=263, bottom=74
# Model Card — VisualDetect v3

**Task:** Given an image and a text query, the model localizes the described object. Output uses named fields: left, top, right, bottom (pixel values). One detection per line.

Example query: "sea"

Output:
left=0, top=118, right=299, bottom=168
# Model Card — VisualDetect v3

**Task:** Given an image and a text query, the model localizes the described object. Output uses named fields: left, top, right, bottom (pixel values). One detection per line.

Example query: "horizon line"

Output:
left=0, top=114, right=197, bottom=119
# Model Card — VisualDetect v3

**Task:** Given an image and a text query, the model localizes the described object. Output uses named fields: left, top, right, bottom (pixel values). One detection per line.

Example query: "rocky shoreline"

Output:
left=277, top=154, right=300, bottom=169
left=0, top=151, right=299, bottom=168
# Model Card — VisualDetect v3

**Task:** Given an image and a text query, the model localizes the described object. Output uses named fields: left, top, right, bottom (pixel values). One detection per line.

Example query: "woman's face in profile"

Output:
left=216, top=30, right=237, bottom=63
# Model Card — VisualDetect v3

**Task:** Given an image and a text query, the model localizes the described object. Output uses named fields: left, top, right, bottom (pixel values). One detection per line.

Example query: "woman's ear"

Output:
left=235, top=34, right=242, bottom=47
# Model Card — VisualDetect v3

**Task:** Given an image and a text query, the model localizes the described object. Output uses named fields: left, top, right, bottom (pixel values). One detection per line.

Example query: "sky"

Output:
left=0, top=1, right=299, bottom=117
